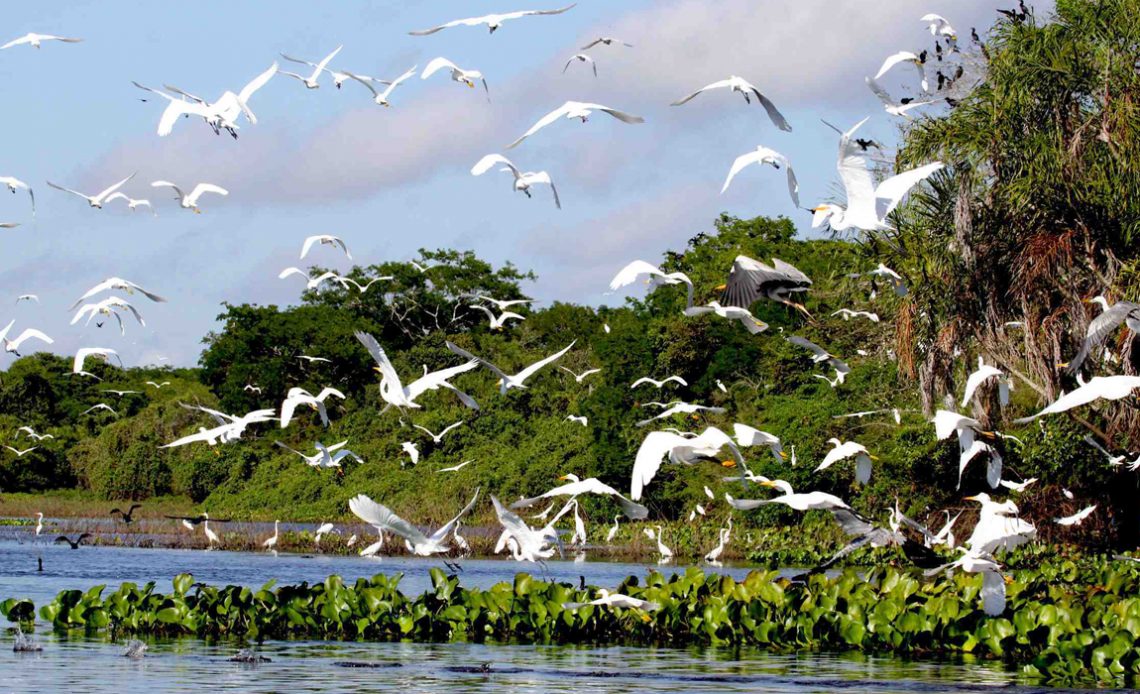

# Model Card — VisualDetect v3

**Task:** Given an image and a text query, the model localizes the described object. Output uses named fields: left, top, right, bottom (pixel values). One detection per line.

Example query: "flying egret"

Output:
left=563, top=588, right=660, bottom=612
left=733, top=423, right=786, bottom=462
left=401, top=441, right=420, bottom=465
left=151, top=180, right=227, bottom=212
left=438, top=459, right=474, bottom=473
left=421, top=57, right=489, bottom=95
left=717, top=256, right=811, bottom=314
left=865, top=77, right=943, bottom=117
left=926, top=551, right=1008, bottom=616
left=70, top=297, right=145, bottom=334
left=812, top=118, right=943, bottom=231
left=17, top=426, right=53, bottom=441
left=721, top=146, right=799, bottom=207
left=999, top=477, right=1038, bottom=493
left=608, top=260, right=693, bottom=307
left=2, top=33, right=82, bottom=49
left=922, top=13, right=957, bottom=37
left=356, top=331, right=480, bottom=410
left=16, top=294, right=38, bottom=304
left=47, top=173, right=135, bottom=208
left=1014, top=375, right=1140, bottom=423
left=413, top=421, right=465, bottom=444
left=341, top=65, right=417, bottom=107
left=278, top=268, right=346, bottom=290
left=0, top=177, right=35, bottom=215
left=275, top=440, right=362, bottom=469
left=964, top=493, right=1036, bottom=554
left=566, top=415, right=588, bottom=426
left=445, top=340, right=575, bottom=394
left=726, top=481, right=850, bottom=512
left=104, top=192, right=154, bottom=214
left=635, top=401, right=725, bottom=427
left=631, top=426, right=743, bottom=500
left=816, top=438, right=877, bottom=484
left=684, top=301, right=768, bottom=334
left=491, top=495, right=569, bottom=563
left=874, top=51, right=929, bottom=92
left=581, top=37, right=632, bottom=49
left=161, top=408, right=276, bottom=448
left=0, top=325, right=53, bottom=356
left=300, top=235, right=351, bottom=260
left=962, top=357, right=1009, bottom=407
left=631, top=375, right=687, bottom=389
left=506, top=101, right=643, bottom=148
left=349, top=489, right=480, bottom=556
left=4, top=445, right=37, bottom=457
left=82, top=403, right=117, bottom=416
left=280, top=45, right=342, bottom=89
left=1055, top=505, right=1096, bottom=526
left=409, top=5, right=576, bottom=35
left=671, top=76, right=792, bottom=131
left=559, top=366, right=601, bottom=383
left=831, top=308, right=880, bottom=323
left=69, top=277, right=165, bottom=310
left=1064, top=296, right=1140, bottom=374
left=279, top=387, right=346, bottom=428
left=314, top=522, right=335, bottom=546
left=471, top=153, right=560, bottom=208
left=73, top=347, right=120, bottom=374
left=562, top=53, right=597, bottom=76
left=512, top=472, right=648, bottom=519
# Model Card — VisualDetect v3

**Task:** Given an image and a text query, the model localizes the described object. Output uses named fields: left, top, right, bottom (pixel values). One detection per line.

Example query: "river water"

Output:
left=0, top=533, right=1107, bottom=692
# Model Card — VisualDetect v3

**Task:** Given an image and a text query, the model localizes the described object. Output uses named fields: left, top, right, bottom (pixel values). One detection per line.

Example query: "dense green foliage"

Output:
left=6, top=562, right=1140, bottom=686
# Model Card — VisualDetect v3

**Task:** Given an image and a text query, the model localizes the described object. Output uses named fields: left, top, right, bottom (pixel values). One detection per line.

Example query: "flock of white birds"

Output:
left=6, top=5, right=1133, bottom=616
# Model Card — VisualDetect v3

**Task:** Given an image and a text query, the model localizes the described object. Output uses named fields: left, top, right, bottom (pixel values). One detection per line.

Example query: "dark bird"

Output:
left=717, top=256, right=812, bottom=317
left=54, top=533, right=91, bottom=549
left=110, top=503, right=142, bottom=524
left=971, top=27, right=981, bottom=43
left=165, top=513, right=231, bottom=530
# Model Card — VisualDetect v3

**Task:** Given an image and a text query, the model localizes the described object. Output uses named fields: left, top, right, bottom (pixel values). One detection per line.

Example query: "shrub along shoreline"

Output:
left=4, top=563, right=1138, bottom=687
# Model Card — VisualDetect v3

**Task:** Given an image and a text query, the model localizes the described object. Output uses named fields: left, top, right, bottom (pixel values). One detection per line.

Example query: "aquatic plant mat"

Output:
left=5, top=565, right=1140, bottom=687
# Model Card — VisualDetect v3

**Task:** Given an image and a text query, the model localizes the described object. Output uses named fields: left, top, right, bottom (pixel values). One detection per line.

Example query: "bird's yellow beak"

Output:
left=760, top=480, right=777, bottom=488
left=194, top=209, right=202, bottom=214
left=964, top=495, right=978, bottom=501
left=721, top=460, right=736, bottom=468
left=778, top=451, right=788, bottom=459
left=812, top=205, right=827, bottom=212
left=640, top=613, right=651, bottom=623
left=714, top=284, right=727, bottom=291
left=558, top=474, right=571, bottom=481
left=1056, top=362, right=1069, bottom=368
left=1003, top=575, right=1014, bottom=585
left=870, top=455, right=880, bottom=461
left=467, top=82, right=474, bottom=88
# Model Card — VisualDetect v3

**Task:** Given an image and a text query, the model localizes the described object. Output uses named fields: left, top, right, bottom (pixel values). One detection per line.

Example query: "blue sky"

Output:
left=0, top=0, right=1021, bottom=368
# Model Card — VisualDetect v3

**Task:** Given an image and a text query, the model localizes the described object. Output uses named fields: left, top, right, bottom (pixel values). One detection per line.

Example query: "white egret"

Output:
left=865, top=77, right=942, bottom=117
left=605, top=514, right=620, bottom=542
left=831, top=308, right=880, bottom=323
left=16, top=294, right=38, bottom=304
left=1014, top=375, right=1140, bottom=423
left=2, top=33, right=82, bottom=49
left=300, top=235, right=351, bottom=260
left=4, top=445, right=37, bottom=457
left=0, top=177, right=35, bottom=215
left=69, top=277, right=165, bottom=309
left=280, top=46, right=342, bottom=89
left=563, top=53, right=597, bottom=76
left=506, top=101, right=643, bottom=149
left=926, top=551, right=1007, bottom=616
left=964, top=493, right=1036, bottom=554
left=559, top=366, right=601, bottom=383
left=278, top=268, right=346, bottom=290
left=104, top=193, right=154, bottom=214
left=0, top=325, right=53, bottom=356
left=279, top=386, right=346, bottom=428
left=684, top=301, right=769, bottom=334
left=470, top=304, right=526, bottom=330
left=356, top=331, right=480, bottom=410
left=471, top=153, right=560, bottom=208
left=421, top=57, right=488, bottom=95
left=17, top=426, right=53, bottom=441
left=671, top=76, right=791, bottom=131
left=922, top=14, right=957, bottom=37
left=565, top=414, right=588, bottom=426
left=345, top=66, right=417, bottom=106
left=816, top=438, right=877, bottom=484
left=732, top=423, right=786, bottom=462
left=512, top=472, right=648, bottom=519
left=581, top=37, right=632, bottom=49
left=73, top=347, right=120, bottom=374
left=812, top=118, right=943, bottom=231
left=151, top=180, right=227, bottom=212
left=262, top=520, right=280, bottom=551
left=275, top=440, right=362, bottom=469
left=413, top=421, right=465, bottom=444
left=314, top=522, right=335, bottom=546
left=445, top=340, right=575, bottom=394
left=721, top=146, right=799, bottom=207
left=630, top=376, right=687, bottom=389
left=1055, top=505, right=1096, bottom=526
left=401, top=441, right=420, bottom=465
left=47, top=173, right=135, bottom=208
left=961, top=357, right=1009, bottom=407
left=999, top=477, right=1038, bottom=493
left=874, top=51, right=929, bottom=92
left=727, top=480, right=850, bottom=512
left=70, top=297, right=145, bottom=334
left=349, top=489, right=480, bottom=557
left=203, top=519, right=220, bottom=548
left=631, top=426, right=743, bottom=500
left=1064, top=296, right=1140, bottom=374
left=608, top=260, right=693, bottom=307
left=635, top=401, right=725, bottom=427
left=438, top=459, right=474, bottom=473
left=409, top=5, right=576, bottom=35
left=563, top=589, right=660, bottom=612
